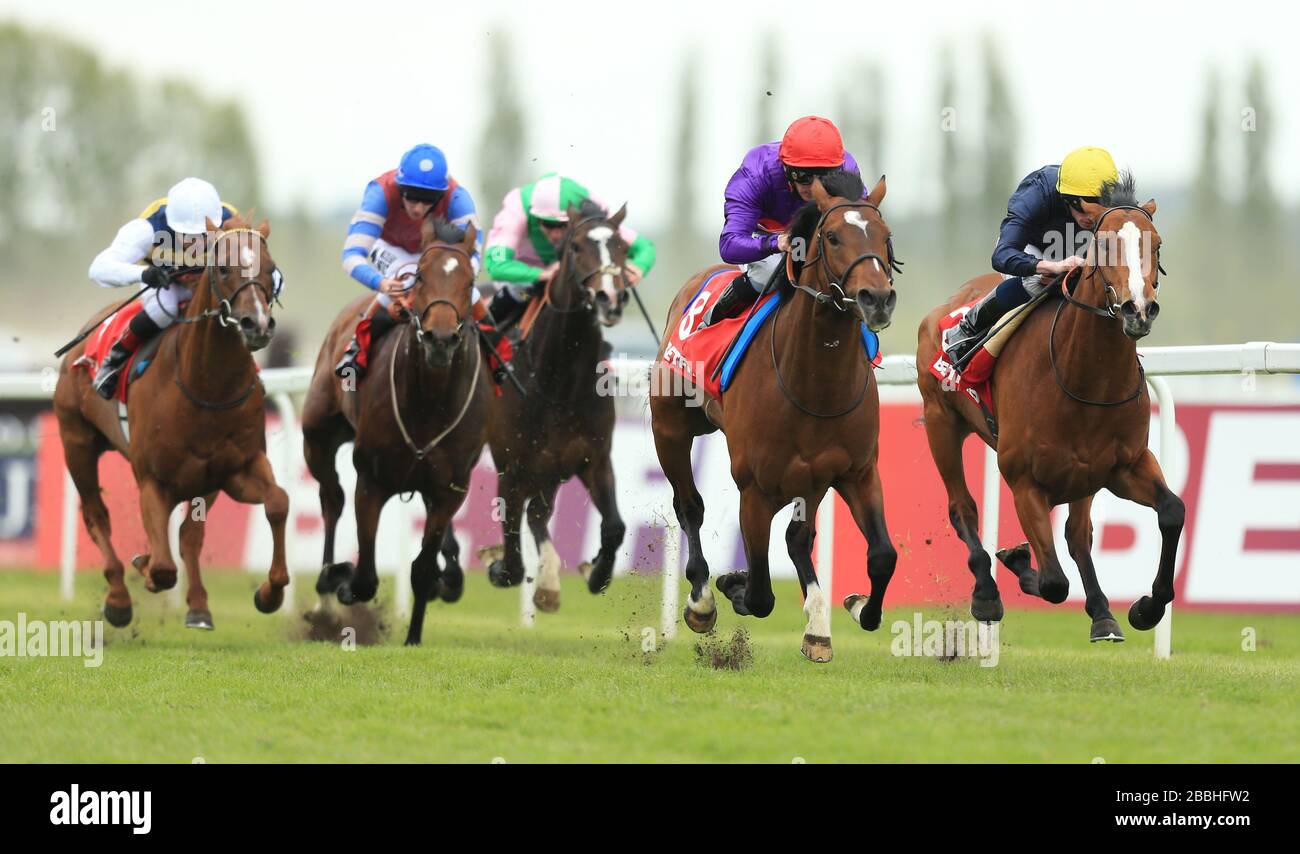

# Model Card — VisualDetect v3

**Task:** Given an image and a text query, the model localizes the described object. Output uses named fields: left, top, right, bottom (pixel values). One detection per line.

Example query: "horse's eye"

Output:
left=569, top=242, right=580, bottom=254
left=825, top=231, right=839, bottom=246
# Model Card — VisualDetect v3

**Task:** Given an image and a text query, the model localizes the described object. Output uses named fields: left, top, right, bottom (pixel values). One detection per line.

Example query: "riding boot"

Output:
left=334, top=305, right=399, bottom=380
left=701, top=274, right=760, bottom=328
left=943, top=285, right=1016, bottom=366
left=486, top=288, right=528, bottom=333
left=93, top=310, right=163, bottom=400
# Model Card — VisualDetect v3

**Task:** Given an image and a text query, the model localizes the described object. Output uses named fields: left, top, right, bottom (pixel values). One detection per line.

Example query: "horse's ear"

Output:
left=866, top=174, right=887, bottom=207
left=811, top=177, right=833, bottom=209
left=258, top=218, right=271, bottom=239
left=420, top=214, right=437, bottom=248
left=608, top=203, right=627, bottom=229
left=204, top=216, right=220, bottom=232
left=460, top=222, right=477, bottom=253
left=1141, top=198, right=1157, bottom=218
left=565, top=203, right=582, bottom=224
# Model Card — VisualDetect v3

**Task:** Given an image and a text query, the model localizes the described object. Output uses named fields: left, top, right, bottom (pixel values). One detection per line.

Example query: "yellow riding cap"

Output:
left=1058, top=147, right=1118, bottom=198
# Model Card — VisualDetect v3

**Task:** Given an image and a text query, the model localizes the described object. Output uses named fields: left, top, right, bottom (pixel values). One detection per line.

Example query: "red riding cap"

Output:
left=779, top=116, right=846, bottom=168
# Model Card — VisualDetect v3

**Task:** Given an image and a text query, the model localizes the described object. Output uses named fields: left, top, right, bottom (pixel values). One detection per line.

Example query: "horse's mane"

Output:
left=1099, top=169, right=1139, bottom=207
left=571, top=198, right=608, bottom=222
left=788, top=170, right=867, bottom=277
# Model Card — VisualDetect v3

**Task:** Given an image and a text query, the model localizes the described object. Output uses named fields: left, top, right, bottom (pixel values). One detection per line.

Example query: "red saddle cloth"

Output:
left=80, top=302, right=148, bottom=403
left=929, top=300, right=997, bottom=416
left=661, top=269, right=777, bottom=403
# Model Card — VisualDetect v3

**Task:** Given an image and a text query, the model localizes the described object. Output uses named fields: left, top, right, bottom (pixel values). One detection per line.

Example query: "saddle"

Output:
left=75, top=301, right=173, bottom=402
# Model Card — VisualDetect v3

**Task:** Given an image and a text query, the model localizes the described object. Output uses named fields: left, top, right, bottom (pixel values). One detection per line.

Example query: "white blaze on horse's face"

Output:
left=1118, top=221, right=1147, bottom=311
left=442, top=257, right=459, bottom=274
left=586, top=225, right=618, bottom=303
left=843, top=210, right=883, bottom=274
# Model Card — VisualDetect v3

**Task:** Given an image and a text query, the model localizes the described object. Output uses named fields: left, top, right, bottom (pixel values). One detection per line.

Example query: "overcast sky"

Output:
left=4, top=0, right=1297, bottom=227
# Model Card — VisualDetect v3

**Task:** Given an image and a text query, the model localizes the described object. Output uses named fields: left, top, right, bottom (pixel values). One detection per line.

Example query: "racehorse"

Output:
left=481, top=200, right=631, bottom=613
left=915, top=176, right=1181, bottom=642
left=53, top=214, right=287, bottom=630
left=650, top=171, right=900, bottom=662
left=302, top=219, right=489, bottom=645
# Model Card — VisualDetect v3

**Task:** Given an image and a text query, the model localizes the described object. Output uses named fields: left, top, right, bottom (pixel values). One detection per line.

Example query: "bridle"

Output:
left=403, top=242, right=476, bottom=341
left=1049, top=204, right=1165, bottom=408
left=791, top=201, right=903, bottom=314
left=541, top=215, right=628, bottom=315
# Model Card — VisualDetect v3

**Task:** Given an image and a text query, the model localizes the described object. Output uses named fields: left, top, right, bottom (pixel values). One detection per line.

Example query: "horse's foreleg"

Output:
left=785, top=492, right=831, bottom=661
left=339, top=470, right=385, bottom=605
left=304, top=417, right=350, bottom=597
left=718, top=487, right=777, bottom=618
left=137, top=477, right=179, bottom=594
left=179, top=493, right=217, bottom=630
left=922, top=403, right=1004, bottom=620
left=1010, top=483, right=1068, bottom=604
left=406, top=500, right=452, bottom=646
left=62, top=431, right=131, bottom=626
left=1107, top=450, right=1184, bottom=631
left=437, top=524, right=464, bottom=603
left=526, top=484, right=562, bottom=612
left=487, top=472, right=526, bottom=588
left=651, top=424, right=713, bottom=632
left=1064, top=496, right=1124, bottom=642
left=577, top=454, right=626, bottom=595
left=223, top=454, right=291, bottom=613
left=836, top=465, right=898, bottom=631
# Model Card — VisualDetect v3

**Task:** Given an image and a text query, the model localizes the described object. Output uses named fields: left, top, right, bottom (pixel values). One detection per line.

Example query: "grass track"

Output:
left=1, top=569, right=1296, bottom=762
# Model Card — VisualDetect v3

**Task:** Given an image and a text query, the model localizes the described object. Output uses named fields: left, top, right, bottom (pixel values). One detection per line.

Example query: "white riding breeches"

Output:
left=742, top=253, right=784, bottom=294
left=140, top=281, right=193, bottom=327
left=371, top=239, right=480, bottom=308
left=1007, top=244, right=1047, bottom=298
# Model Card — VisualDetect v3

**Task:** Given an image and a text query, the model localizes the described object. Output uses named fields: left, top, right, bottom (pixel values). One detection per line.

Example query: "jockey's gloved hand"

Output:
left=141, top=265, right=172, bottom=290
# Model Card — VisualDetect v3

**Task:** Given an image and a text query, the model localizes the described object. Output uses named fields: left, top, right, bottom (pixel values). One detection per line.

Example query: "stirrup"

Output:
left=334, top=340, right=365, bottom=379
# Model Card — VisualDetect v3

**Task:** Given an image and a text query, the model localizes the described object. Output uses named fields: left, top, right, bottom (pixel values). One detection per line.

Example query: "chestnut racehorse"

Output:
left=914, top=178, right=1181, bottom=642
left=53, top=214, right=287, bottom=630
left=302, top=220, right=490, bottom=645
left=650, top=171, right=900, bottom=662
left=480, top=200, right=631, bottom=612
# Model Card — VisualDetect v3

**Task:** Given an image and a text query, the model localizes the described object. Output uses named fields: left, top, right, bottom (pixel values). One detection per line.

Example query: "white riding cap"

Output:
left=165, top=177, right=223, bottom=235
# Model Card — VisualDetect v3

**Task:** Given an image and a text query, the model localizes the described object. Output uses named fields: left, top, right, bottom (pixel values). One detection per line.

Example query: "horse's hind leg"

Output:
left=1064, top=496, right=1124, bottom=642
left=785, top=494, right=831, bottom=662
left=1107, top=451, right=1184, bottom=632
left=303, top=412, right=352, bottom=598
left=922, top=403, right=1004, bottom=620
left=836, top=464, right=899, bottom=631
left=223, top=454, right=291, bottom=613
left=577, top=454, right=626, bottom=595
left=437, top=524, right=464, bottom=603
left=137, top=477, right=180, bottom=594
left=526, top=484, right=562, bottom=612
left=61, top=427, right=131, bottom=626
left=650, top=419, right=713, bottom=632
left=717, top=486, right=778, bottom=619
left=179, top=493, right=217, bottom=630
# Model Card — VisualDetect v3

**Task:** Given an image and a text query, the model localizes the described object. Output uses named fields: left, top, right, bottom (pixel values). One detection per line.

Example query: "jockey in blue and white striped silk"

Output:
left=335, top=143, right=484, bottom=378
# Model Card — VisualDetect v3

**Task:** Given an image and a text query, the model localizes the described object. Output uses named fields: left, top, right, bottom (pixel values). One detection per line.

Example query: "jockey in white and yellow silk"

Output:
left=87, top=177, right=243, bottom=400
left=482, top=173, right=656, bottom=329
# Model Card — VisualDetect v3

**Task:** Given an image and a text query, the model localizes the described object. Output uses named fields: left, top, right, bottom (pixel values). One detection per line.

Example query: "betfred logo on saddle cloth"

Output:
left=664, top=268, right=882, bottom=403
left=928, top=291, right=1044, bottom=418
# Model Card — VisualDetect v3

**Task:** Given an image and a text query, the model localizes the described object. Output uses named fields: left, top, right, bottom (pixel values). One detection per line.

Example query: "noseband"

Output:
left=794, top=201, right=903, bottom=312
left=544, top=215, right=628, bottom=315
left=406, top=242, right=476, bottom=340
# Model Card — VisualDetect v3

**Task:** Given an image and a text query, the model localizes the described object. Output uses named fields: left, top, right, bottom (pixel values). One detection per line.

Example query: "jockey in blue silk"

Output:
left=334, top=143, right=484, bottom=378
left=942, top=146, right=1119, bottom=364
left=87, top=177, right=245, bottom=400
left=702, top=115, right=862, bottom=327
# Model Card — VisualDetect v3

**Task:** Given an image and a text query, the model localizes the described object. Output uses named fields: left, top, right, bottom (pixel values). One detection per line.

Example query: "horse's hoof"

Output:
left=146, top=567, right=177, bottom=593
left=800, top=634, right=833, bottom=663
left=1038, top=576, right=1069, bottom=605
left=476, top=544, right=505, bottom=567
left=716, top=573, right=751, bottom=616
left=131, top=553, right=149, bottom=572
left=253, top=584, right=284, bottom=615
left=683, top=605, right=717, bottom=634
left=487, top=559, right=521, bottom=588
left=315, top=562, right=353, bottom=595
left=1089, top=618, right=1125, bottom=642
left=102, top=601, right=133, bottom=628
left=336, top=582, right=357, bottom=606
left=185, top=609, right=214, bottom=630
left=995, top=542, right=1030, bottom=568
left=581, top=560, right=613, bottom=594
left=971, top=595, right=1005, bottom=623
left=533, top=587, right=561, bottom=613
left=438, top=573, right=464, bottom=604
left=1127, top=596, right=1163, bottom=631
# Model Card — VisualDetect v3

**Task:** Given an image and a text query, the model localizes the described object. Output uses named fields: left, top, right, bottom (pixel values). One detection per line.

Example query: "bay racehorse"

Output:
left=481, top=200, right=631, bottom=612
left=53, top=214, right=287, bottom=630
left=650, top=171, right=900, bottom=662
left=302, top=219, right=490, bottom=645
left=915, top=175, right=1181, bottom=641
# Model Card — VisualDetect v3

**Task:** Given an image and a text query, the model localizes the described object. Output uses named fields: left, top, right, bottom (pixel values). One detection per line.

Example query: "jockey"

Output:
left=334, top=143, right=483, bottom=378
left=87, top=177, right=237, bottom=400
left=943, top=146, right=1118, bottom=364
left=703, top=115, right=862, bottom=327
left=482, top=172, right=656, bottom=330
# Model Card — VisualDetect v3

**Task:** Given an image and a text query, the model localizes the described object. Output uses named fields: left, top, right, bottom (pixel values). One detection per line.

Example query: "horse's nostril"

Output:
left=266, top=317, right=276, bottom=332
left=239, top=317, right=255, bottom=331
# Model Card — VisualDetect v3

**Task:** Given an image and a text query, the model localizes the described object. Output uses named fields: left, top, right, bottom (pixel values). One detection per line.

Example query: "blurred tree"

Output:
left=1240, top=56, right=1276, bottom=226
left=476, top=29, right=528, bottom=220
left=838, top=62, right=885, bottom=178
left=671, top=53, right=699, bottom=238
left=936, top=44, right=963, bottom=256
left=1193, top=68, right=1222, bottom=210
left=979, top=35, right=1017, bottom=224
left=754, top=32, right=778, bottom=144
